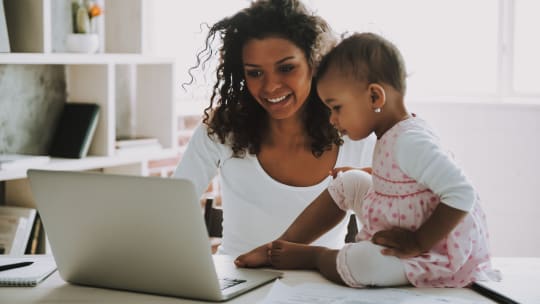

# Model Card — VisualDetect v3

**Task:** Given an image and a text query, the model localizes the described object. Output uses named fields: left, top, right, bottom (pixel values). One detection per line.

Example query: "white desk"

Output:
left=2, top=257, right=536, bottom=303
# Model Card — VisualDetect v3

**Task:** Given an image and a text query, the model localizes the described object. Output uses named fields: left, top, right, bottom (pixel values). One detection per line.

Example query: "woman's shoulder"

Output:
left=188, top=123, right=234, bottom=155
left=341, top=134, right=376, bottom=152
left=338, top=134, right=376, bottom=166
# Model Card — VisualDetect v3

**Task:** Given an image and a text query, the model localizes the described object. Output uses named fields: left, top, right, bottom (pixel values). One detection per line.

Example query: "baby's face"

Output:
left=317, top=67, right=376, bottom=141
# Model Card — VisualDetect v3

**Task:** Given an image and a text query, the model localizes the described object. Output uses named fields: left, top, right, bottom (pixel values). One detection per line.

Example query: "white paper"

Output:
left=259, top=280, right=487, bottom=304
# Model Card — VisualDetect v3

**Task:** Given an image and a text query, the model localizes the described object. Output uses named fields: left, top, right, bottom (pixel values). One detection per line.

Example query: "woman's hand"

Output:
left=234, top=243, right=271, bottom=268
left=371, top=227, right=425, bottom=259
left=329, top=167, right=372, bottom=179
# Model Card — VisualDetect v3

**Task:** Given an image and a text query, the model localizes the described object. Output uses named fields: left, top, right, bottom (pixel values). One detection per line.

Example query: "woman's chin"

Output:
left=264, top=97, right=299, bottom=119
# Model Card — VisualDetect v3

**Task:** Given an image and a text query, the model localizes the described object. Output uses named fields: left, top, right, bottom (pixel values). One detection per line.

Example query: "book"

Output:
left=115, top=136, right=160, bottom=149
left=470, top=258, right=540, bottom=304
left=0, top=215, right=25, bottom=254
left=49, top=103, right=100, bottom=158
left=114, top=143, right=163, bottom=156
left=0, top=206, right=37, bottom=256
left=24, top=215, right=42, bottom=255
left=115, top=136, right=163, bottom=156
left=0, top=154, right=50, bottom=170
left=0, top=256, right=57, bottom=286
left=0, top=0, right=10, bottom=52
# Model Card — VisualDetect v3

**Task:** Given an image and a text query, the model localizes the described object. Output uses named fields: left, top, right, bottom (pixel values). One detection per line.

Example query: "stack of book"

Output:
left=115, top=136, right=162, bottom=156
left=0, top=206, right=39, bottom=255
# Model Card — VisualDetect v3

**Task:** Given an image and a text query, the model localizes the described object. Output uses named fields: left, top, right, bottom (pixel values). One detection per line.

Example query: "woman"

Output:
left=174, top=0, right=375, bottom=256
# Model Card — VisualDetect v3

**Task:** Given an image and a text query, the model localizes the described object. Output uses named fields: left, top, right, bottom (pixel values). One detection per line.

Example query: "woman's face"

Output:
left=242, top=37, right=313, bottom=121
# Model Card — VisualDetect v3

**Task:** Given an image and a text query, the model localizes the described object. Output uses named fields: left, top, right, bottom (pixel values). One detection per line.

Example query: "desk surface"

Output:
left=2, top=257, right=536, bottom=303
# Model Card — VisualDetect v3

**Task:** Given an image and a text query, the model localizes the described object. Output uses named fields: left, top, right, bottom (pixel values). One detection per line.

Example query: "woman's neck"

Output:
left=264, top=117, right=308, bottom=149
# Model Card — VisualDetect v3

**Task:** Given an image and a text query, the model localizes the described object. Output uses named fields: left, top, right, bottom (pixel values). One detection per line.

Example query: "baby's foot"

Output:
left=235, top=244, right=271, bottom=268
left=270, top=240, right=321, bottom=270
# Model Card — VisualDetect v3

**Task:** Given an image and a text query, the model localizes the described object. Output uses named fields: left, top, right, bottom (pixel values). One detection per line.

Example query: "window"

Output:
left=309, top=0, right=498, bottom=98
left=146, top=0, right=539, bottom=106
left=513, top=0, right=540, bottom=95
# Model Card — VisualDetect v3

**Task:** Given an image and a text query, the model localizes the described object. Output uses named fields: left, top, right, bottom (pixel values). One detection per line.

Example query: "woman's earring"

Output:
left=374, top=108, right=381, bottom=113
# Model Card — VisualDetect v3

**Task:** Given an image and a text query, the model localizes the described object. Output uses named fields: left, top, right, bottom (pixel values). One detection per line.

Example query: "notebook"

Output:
left=48, top=103, right=100, bottom=158
left=0, top=256, right=57, bottom=287
left=27, top=169, right=281, bottom=301
left=471, top=257, right=540, bottom=304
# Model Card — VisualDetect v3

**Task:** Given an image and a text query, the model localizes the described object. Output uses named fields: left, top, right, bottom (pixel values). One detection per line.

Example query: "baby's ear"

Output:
left=368, top=83, right=386, bottom=110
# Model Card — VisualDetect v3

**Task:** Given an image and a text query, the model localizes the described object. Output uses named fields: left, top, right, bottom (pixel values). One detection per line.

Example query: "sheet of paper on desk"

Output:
left=259, top=280, right=488, bottom=304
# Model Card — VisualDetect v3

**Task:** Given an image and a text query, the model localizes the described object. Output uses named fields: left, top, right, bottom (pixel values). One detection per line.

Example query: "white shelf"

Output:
left=0, top=53, right=174, bottom=65
left=1, top=0, right=177, bottom=206
left=0, top=149, right=179, bottom=182
left=4, top=0, right=150, bottom=54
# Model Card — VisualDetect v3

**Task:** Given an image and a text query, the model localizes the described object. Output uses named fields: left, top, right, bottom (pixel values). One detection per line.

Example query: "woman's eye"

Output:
left=279, top=65, right=295, bottom=73
left=246, top=70, right=262, bottom=78
left=332, top=106, right=341, bottom=113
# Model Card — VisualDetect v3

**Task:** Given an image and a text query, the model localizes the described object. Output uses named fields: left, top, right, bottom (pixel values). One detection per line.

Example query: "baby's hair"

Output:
left=317, top=33, right=407, bottom=95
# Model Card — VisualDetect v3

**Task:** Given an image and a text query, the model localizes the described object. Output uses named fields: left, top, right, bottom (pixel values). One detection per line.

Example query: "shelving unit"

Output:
left=1, top=0, right=178, bottom=212
left=4, top=0, right=149, bottom=54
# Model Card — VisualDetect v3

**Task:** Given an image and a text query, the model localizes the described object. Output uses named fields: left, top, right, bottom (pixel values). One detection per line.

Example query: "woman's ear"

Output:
left=368, top=83, right=386, bottom=111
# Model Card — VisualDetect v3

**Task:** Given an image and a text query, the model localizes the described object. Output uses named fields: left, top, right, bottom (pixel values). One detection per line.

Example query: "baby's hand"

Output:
left=234, top=243, right=271, bottom=268
left=329, top=167, right=372, bottom=179
left=372, top=227, right=424, bottom=259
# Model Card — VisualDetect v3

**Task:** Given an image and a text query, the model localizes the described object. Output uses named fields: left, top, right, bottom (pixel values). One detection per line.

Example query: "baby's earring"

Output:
left=371, top=93, right=381, bottom=113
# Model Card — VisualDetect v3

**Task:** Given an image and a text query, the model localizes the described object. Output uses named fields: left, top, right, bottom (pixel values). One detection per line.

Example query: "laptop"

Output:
left=27, top=169, right=281, bottom=301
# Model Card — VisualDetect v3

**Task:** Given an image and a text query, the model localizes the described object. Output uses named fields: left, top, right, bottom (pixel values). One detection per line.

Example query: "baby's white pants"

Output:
left=332, top=170, right=409, bottom=287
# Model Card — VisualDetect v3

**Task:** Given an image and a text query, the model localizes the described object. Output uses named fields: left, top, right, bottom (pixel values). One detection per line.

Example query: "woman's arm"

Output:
left=173, top=124, right=221, bottom=197
left=279, top=189, right=347, bottom=243
left=235, top=189, right=345, bottom=268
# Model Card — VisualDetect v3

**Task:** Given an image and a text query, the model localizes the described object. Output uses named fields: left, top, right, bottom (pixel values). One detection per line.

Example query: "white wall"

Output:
left=408, top=102, right=540, bottom=257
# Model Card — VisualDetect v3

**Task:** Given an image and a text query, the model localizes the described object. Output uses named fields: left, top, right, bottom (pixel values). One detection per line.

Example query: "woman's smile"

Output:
left=265, top=93, right=292, bottom=103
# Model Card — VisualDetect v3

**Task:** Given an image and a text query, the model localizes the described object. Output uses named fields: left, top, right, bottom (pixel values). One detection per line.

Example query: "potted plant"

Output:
left=65, top=0, right=103, bottom=53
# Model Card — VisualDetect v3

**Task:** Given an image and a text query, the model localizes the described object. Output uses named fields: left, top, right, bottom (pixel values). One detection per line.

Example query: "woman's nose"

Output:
left=262, top=74, right=282, bottom=93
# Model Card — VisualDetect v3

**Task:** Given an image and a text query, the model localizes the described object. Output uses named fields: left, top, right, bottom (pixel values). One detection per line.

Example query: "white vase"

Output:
left=65, top=33, right=99, bottom=53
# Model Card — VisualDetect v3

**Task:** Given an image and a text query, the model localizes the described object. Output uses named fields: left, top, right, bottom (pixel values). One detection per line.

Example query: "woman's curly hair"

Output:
left=191, top=0, right=342, bottom=157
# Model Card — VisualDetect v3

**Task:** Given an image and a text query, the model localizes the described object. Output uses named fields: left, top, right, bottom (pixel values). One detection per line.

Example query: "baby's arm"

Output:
left=235, top=189, right=346, bottom=267
left=373, top=204, right=467, bottom=258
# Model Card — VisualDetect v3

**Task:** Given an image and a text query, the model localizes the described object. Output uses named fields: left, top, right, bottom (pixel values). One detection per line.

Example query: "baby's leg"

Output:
left=329, top=170, right=372, bottom=224
left=337, top=241, right=409, bottom=287
left=269, top=240, right=322, bottom=270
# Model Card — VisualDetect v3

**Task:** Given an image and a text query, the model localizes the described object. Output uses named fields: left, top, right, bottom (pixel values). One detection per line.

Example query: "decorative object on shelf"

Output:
left=65, top=0, right=102, bottom=53
left=0, top=0, right=9, bottom=52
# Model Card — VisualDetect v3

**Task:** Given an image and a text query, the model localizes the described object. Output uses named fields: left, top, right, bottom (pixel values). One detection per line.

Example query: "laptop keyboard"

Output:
left=219, top=277, right=246, bottom=290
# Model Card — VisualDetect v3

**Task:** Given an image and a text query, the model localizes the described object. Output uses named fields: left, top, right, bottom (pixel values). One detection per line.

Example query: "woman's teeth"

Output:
left=266, top=94, right=289, bottom=103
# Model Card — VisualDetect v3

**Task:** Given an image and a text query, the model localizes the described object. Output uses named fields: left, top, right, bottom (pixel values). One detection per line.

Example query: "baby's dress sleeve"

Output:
left=328, top=170, right=372, bottom=213
left=395, top=129, right=475, bottom=211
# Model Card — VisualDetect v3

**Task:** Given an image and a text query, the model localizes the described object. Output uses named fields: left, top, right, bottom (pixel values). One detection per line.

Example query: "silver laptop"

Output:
left=27, top=169, right=281, bottom=301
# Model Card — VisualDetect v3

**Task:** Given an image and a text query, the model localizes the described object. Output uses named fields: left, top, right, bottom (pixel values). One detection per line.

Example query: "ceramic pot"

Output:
left=65, top=33, right=99, bottom=53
